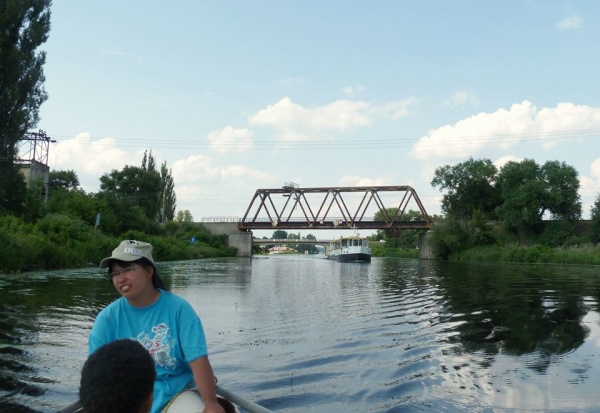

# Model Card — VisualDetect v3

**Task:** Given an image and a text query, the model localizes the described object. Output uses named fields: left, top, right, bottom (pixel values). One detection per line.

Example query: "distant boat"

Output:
left=328, top=233, right=371, bottom=263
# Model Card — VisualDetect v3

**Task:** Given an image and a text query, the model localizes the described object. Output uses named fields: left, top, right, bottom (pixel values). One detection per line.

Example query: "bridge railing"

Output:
left=199, top=217, right=241, bottom=223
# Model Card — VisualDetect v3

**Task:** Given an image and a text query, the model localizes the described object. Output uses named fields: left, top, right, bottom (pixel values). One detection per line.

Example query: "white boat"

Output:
left=328, top=233, right=371, bottom=263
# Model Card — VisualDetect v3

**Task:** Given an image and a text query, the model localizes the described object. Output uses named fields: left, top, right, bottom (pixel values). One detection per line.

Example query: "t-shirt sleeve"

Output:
left=178, top=301, right=208, bottom=363
left=88, top=309, right=110, bottom=355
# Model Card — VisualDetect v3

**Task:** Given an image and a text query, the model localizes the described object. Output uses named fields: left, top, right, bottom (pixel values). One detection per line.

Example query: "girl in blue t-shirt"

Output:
left=88, top=239, right=225, bottom=413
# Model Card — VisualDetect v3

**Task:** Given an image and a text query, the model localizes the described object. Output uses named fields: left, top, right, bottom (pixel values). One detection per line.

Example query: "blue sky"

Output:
left=35, top=1, right=600, bottom=235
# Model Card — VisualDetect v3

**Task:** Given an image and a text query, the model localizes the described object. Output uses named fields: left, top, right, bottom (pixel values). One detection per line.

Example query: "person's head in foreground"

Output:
left=80, top=339, right=156, bottom=413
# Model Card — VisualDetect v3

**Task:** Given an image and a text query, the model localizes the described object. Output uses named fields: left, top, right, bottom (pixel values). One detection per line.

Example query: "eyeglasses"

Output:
left=107, top=265, right=141, bottom=281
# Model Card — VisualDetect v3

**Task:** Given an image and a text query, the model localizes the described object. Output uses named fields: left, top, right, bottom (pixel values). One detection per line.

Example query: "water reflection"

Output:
left=1, top=257, right=600, bottom=412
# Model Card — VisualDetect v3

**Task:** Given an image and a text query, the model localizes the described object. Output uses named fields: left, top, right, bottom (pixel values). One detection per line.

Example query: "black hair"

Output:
left=80, top=339, right=156, bottom=413
left=108, top=258, right=167, bottom=291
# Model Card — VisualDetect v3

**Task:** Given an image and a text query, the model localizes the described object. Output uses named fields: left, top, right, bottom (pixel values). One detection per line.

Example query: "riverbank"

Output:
left=0, top=215, right=236, bottom=273
left=450, top=243, right=600, bottom=265
left=370, top=243, right=419, bottom=259
left=370, top=241, right=600, bottom=265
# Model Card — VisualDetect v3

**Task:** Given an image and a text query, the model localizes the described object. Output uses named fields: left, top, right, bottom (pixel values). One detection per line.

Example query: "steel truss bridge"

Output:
left=239, top=184, right=432, bottom=235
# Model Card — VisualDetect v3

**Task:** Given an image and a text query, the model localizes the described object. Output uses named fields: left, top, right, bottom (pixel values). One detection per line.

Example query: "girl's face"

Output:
left=109, top=262, right=156, bottom=306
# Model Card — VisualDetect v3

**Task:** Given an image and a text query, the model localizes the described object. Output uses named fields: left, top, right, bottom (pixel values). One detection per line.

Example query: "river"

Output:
left=1, top=255, right=600, bottom=412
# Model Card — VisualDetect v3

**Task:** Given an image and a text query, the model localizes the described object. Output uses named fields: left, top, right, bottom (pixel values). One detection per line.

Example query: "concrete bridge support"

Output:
left=418, top=232, right=435, bottom=260
left=199, top=222, right=252, bottom=257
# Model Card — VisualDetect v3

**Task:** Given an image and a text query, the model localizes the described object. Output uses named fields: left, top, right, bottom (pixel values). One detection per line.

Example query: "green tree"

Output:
left=99, top=152, right=162, bottom=221
left=159, top=161, right=176, bottom=222
left=175, top=210, right=193, bottom=222
left=272, top=230, right=288, bottom=239
left=496, top=159, right=582, bottom=236
left=49, top=169, right=80, bottom=191
left=540, top=160, right=581, bottom=221
left=590, top=195, right=600, bottom=244
left=431, top=157, right=500, bottom=219
left=373, top=208, right=423, bottom=248
left=495, top=159, right=545, bottom=233
left=0, top=0, right=51, bottom=215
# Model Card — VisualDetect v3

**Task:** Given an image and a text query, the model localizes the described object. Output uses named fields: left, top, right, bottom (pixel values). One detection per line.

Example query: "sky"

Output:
left=33, top=1, right=600, bottom=238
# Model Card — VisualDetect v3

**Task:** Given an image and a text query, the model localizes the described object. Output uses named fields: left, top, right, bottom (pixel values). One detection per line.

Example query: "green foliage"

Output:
left=100, top=164, right=161, bottom=222
left=49, top=169, right=80, bottom=191
left=370, top=242, right=418, bottom=258
left=431, top=157, right=500, bottom=219
left=452, top=243, right=600, bottom=266
left=541, top=161, right=582, bottom=221
left=0, top=215, right=236, bottom=273
left=495, top=159, right=582, bottom=234
left=372, top=209, right=424, bottom=248
left=272, top=230, right=288, bottom=239
left=0, top=214, right=118, bottom=272
left=159, top=161, right=176, bottom=222
left=22, top=177, right=46, bottom=222
left=0, top=163, right=27, bottom=216
left=175, top=210, right=194, bottom=223
left=429, top=217, right=471, bottom=260
left=429, top=213, right=497, bottom=260
left=538, top=220, right=575, bottom=248
left=589, top=195, right=600, bottom=244
left=0, top=0, right=51, bottom=215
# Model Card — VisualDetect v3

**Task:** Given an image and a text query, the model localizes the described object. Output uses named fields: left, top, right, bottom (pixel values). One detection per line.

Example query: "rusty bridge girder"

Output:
left=239, top=185, right=432, bottom=233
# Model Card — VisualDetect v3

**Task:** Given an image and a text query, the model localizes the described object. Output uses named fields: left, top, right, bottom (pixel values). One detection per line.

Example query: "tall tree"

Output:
left=99, top=165, right=161, bottom=221
left=49, top=169, right=80, bottom=191
left=431, top=158, right=500, bottom=219
left=0, top=0, right=51, bottom=215
left=272, top=230, right=288, bottom=239
left=175, top=209, right=193, bottom=222
left=495, top=159, right=545, bottom=232
left=495, top=159, right=582, bottom=233
left=590, top=195, right=600, bottom=244
left=540, top=160, right=581, bottom=221
left=159, top=161, right=176, bottom=222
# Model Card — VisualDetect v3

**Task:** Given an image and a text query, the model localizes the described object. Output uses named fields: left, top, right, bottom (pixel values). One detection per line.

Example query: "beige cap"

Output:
left=99, top=240, right=155, bottom=269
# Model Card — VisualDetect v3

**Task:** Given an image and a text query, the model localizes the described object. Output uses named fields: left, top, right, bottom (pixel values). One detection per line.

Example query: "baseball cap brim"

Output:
left=100, top=253, right=143, bottom=269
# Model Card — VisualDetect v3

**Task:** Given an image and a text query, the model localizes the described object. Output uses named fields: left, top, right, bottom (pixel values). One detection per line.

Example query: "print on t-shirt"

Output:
left=137, top=322, right=177, bottom=370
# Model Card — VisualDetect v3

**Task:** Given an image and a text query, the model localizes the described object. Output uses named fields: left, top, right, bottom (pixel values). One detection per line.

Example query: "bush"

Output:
left=538, top=220, right=575, bottom=248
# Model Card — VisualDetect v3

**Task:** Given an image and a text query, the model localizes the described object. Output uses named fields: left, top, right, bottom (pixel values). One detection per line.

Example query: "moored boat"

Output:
left=328, top=233, right=371, bottom=263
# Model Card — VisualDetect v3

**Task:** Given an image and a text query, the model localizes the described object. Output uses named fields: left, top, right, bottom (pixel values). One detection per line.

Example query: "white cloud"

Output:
left=50, top=132, right=140, bottom=191
left=170, top=155, right=221, bottom=184
left=410, top=101, right=600, bottom=161
left=249, top=97, right=371, bottom=133
left=342, top=84, right=366, bottom=96
left=169, top=154, right=277, bottom=220
left=556, top=16, right=583, bottom=30
left=248, top=96, right=416, bottom=141
left=371, top=97, right=417, bottom=120
left=207, top=126, right=254, bottom=153
left=443, top=91, right=479, bottom=108
left=494, top=155, right=524, bottom=169
left=171, top=155, right=275, bottom=192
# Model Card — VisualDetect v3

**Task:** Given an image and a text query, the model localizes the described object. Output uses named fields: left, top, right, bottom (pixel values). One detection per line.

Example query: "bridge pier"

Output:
left=198, top=222, right=252, bottom=257
left=418, top=232, right=435, bottom=260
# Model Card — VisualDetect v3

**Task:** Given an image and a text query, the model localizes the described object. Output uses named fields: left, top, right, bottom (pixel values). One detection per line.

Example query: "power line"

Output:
left=44, top=128, right=599, bottom=150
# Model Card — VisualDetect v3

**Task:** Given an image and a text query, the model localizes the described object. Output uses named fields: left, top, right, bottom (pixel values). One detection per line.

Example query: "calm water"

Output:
left=2, top=256, right=600, bottom=412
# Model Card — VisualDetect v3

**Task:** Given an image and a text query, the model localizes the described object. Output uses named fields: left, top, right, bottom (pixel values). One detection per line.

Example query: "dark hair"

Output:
left=108, top=258, right=166, bottom=291
left=80, top=339, right=156, bottom=413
